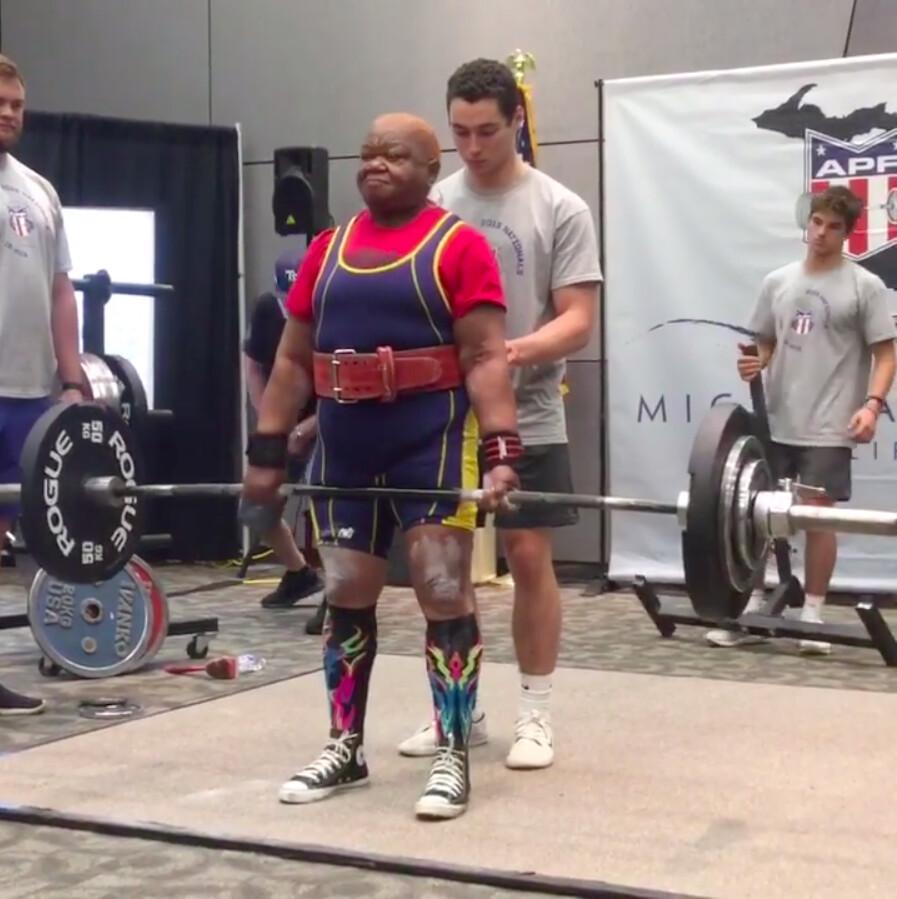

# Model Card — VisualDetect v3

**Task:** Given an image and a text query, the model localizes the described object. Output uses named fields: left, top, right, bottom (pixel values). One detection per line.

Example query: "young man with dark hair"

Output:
left=707, top=185, right=896, bottom=653
left=242, top=247, right=325, bottom=628
left=0, top=54, right=82, bottom=716
left=398, top=59, right=602, bottom=769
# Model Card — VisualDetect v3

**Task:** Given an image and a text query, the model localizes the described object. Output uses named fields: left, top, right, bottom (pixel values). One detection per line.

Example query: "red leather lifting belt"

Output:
left=313, top=344, right=463, bottom=403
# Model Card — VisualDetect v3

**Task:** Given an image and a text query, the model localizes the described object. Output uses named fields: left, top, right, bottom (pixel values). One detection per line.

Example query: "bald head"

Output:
left=356, top=112, right=442, bottom=221
left=368, top=112, right=441, bottom=165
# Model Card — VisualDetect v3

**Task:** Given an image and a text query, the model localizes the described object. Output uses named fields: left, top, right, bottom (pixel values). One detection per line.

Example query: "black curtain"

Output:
left=17, top=111, right=241, bottom=561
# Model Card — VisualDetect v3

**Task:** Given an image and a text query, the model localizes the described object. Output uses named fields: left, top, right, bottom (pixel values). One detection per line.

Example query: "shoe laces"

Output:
left=424, top=746, right=466, bottom=798
left=297, top=736, right=354, bottom=783
left=514, top=710, right=552, bottom=745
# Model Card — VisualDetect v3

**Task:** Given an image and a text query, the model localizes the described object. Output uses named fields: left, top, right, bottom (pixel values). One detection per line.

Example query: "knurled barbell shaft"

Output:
left=19, top=476, right=897, bottom=536
left=83, top=476, right=681, bottom=515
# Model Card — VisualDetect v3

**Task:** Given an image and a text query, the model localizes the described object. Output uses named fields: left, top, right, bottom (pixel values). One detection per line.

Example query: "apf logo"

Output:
left=803, top=128, right=897, bottom=260
left=754, top=85, right=897, bottom=269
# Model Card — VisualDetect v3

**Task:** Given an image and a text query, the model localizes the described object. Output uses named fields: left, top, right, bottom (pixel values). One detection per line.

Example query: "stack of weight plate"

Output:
left=78, top=352, right=151, bottom=434
left=28, top=556, right=170, bottom=678
left=78, top=353, right=123, bottom=413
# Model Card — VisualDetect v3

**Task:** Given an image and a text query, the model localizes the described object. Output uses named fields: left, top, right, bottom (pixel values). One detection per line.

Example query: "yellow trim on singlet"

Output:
left=410, top=252, right=446, bottom=345
left=308, top=440, right=324, bottom=543
left=441, top=408, right=479, bottom=531
left=313, top=227, right=341, bottom=292
left=314, top=417, right=328, bottom=486
left=309, top=502, right=321, bottom=544
left=336, top=211, right=455, bottom=274
left=389, top=496, right=402, bottom=527
left=426, top=390, right=456, bottom=519
left=313, top=237, right=343, bottom=346
left=370, top=474, right=383, bottom=554
left=431, top=221, right=465, bottom=315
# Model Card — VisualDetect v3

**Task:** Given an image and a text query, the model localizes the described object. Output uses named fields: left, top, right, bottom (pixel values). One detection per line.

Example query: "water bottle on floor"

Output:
left=237, top=654, right=266, bottom=674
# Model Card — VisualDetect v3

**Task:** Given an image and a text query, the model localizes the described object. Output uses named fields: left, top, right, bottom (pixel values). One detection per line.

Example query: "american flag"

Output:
left=791, top=311, right=814, bottom=336
left=8, top=206, right=33, bottom=237
left=517, top=81, right=539, bottom=167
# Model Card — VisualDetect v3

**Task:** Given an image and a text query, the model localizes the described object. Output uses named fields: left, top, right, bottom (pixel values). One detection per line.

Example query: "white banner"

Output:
left=605, top=53, right=897, bottom=591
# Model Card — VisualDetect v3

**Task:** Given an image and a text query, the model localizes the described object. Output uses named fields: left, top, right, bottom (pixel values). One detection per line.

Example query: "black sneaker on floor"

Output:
left=278, top=733, right=369, bottom=804
left=0, top=684, right=46, bottom=716
left=415, top=745, right=469, bottom=820
left=305, top=598, right=328, bottom=635
left=260, top=566, right=324, bottom=609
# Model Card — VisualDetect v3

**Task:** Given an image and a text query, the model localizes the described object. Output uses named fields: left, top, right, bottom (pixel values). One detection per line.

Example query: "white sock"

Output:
left=519, top=673, right=552, bottom=719
left=744, top=589, right=765, bottom=614
left=802, top=593, right=825, bottom=620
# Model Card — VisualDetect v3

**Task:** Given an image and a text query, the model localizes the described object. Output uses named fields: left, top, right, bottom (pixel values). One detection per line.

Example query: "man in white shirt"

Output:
left=398, top=58, right=602, bottom=768
left=0, top=55, right=82, bottom=716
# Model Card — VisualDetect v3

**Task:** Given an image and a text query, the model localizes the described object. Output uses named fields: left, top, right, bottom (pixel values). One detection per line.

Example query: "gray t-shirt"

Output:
left=750, top=260, right=895, bottom=448
left=434, top=166, right=602, bottom=445
left=0, top=153, right=72, bottom=397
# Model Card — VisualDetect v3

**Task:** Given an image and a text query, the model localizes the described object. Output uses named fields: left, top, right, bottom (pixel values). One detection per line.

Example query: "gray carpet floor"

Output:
left=2, top=561, right=897, bottom=897
left=0, top=821, right=559, bottom=899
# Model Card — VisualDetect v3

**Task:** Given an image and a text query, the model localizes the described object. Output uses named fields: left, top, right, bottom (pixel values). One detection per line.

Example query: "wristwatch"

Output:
left=865, top=395, right=885, bottom=413
left=61, top=381, right=85, bottom=394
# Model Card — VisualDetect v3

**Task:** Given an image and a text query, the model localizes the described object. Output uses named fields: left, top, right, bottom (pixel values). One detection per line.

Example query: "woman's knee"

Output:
left=407, top=530, right=474, bottom=617
left=319, top=545, right=385, bottom=608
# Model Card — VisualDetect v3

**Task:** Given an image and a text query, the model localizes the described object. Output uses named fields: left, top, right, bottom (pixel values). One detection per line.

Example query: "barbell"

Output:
left=9, top=401, right=897, bottom=622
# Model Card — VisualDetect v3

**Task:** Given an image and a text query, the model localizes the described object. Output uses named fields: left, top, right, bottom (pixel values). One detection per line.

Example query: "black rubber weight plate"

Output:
left=102, top=354, right=148, bottom=433
left=19, top=402, right=146, bottom=584
left=682, top=402, right=757, bottom=621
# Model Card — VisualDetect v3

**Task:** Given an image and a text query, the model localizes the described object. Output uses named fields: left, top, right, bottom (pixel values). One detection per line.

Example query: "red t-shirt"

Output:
left=285, top=205, right=504, bottom=322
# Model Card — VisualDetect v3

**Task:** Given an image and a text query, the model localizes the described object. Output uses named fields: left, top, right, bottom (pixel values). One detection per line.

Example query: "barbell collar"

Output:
left=752, top=490, right=795, bottom=539
left=676, top=490, right=690, bottom=528
left=752, top=489, right=897, bottom=540
left=0, top=483, right=21, bottom=505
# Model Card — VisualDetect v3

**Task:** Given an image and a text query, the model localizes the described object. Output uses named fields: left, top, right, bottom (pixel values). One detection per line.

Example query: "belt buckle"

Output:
left=331, top=348, right=357, bottom=404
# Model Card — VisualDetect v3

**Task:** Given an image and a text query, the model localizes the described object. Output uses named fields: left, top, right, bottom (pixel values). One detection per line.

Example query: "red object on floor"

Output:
left=164, top=657, right=239, bottom=680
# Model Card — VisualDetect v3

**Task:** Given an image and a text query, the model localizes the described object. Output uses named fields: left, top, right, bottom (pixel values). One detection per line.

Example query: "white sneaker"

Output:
left=397, top=711, right=488, bottom=757
left=797, top=613, right=832, bottom=656
left=705, top=629, right=767, bottom=648
left=505, top=710, right=554, bottom=770
left=798, top=611, right=832, bottom=656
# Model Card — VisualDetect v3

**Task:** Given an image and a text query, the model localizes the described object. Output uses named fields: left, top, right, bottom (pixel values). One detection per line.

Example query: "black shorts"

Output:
left=491, top=443, right=578, bottom=530
left=769, top=442, right=852, bottom=502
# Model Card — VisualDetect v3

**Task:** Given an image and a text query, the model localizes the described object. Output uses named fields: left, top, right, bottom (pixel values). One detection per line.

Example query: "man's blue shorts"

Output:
left=0, top=396, right=53, bottom=521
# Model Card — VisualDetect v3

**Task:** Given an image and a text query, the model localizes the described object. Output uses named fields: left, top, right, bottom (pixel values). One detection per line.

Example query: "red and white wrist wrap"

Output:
left=482, top=431, right=524, bottom=470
